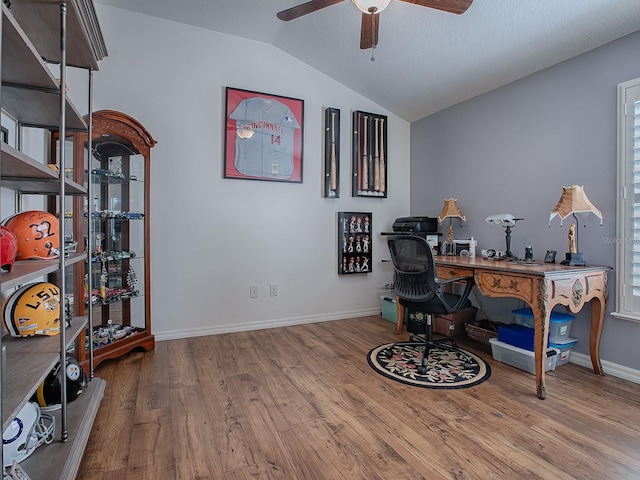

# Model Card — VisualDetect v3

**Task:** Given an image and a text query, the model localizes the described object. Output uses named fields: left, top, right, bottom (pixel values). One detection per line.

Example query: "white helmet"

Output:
left=2, top=402, right=55, bottom=467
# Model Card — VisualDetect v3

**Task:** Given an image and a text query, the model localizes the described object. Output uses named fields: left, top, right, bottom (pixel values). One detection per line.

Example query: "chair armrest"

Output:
left=437, top=275, right=472, bottom=285
left=434, top=275, right=474, bottom=313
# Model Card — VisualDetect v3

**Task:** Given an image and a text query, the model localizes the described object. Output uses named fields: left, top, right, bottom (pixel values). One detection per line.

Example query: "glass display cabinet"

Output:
left=75, top=110, right=156, bottom=372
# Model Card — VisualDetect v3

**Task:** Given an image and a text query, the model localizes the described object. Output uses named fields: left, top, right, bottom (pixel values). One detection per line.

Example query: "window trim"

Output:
left=612, top=77, right=640, bottom=323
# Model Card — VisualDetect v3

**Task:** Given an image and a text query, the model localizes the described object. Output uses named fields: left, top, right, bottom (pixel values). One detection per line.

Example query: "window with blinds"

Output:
left=614, top=78, right=640, bottom=322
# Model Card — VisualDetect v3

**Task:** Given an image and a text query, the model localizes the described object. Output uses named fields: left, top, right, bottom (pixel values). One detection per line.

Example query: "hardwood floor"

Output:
left=76, top=316, right=640, bottom=480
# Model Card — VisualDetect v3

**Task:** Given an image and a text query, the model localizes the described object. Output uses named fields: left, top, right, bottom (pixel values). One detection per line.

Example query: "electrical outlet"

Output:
left=250, top=285, right=258, bottom=298
left=270, top=284, right=278, bottom=297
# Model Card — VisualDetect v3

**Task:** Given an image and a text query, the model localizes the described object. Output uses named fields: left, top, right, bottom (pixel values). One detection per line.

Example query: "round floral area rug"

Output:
left=367, top=341, right=491, bottom=389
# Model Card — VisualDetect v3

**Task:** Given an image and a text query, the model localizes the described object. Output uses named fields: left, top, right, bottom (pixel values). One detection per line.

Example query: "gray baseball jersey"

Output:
left=230, top=97, right=301, bottom=179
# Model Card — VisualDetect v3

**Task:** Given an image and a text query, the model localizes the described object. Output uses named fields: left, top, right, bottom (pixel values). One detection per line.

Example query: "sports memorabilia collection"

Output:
left=0, top=209, right=83, bottom=472
left=338, top=212, right=372, bottom=275
left=224, top=87, right=304, bottom=183
left=352, top=110, right=388, bottom=198
left=2, top=210, right=60, bottom=260
left=2, top=282, right=61, bottom=337
left=324, top=107, right=340, bottom=198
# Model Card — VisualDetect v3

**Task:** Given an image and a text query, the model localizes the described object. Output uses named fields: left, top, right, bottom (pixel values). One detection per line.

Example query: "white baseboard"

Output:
left=570, top=352, right=640, bottom=384
left=154, top=307, right=382, bottom=342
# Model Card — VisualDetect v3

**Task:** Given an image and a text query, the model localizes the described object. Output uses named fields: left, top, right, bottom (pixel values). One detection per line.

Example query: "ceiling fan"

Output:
left=277, top=0, right=473, bottom=53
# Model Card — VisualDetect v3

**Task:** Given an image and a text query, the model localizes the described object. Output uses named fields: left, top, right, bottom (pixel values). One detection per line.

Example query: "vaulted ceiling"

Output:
left=95, top=0, right=640, bottom=122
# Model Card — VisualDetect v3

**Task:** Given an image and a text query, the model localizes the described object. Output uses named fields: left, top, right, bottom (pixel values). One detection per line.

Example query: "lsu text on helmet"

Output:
left=2, top=282, right=61, bottom=337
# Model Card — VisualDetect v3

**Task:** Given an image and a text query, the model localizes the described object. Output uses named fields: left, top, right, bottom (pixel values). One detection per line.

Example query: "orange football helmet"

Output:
left=3, top=211, right=59, bottom=260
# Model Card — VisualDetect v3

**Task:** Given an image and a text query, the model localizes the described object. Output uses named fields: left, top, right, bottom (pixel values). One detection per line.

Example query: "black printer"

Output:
left=392, top=216, right=439, bottom=235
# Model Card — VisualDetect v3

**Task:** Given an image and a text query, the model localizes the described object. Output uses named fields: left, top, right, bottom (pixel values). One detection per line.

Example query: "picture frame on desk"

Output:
left=544, top=250, right=557, bottom=263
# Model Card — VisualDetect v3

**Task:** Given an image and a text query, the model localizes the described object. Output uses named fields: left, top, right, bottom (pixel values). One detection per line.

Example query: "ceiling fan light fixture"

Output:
left=352, top=0, right=391, bottom=14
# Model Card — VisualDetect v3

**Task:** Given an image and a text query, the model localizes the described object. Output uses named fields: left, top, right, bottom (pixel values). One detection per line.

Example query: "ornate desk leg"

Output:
left=531, top=304, right=551, bottom=400
left=589, top=296, right=606, bottom=375
left=395, top=296, right=403, bottom=335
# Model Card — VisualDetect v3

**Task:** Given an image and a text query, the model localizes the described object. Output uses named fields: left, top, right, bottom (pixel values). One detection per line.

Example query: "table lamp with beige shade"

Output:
left=438, top=198, right=465, bottom=255
left=549, top=184, right=603, bottom=266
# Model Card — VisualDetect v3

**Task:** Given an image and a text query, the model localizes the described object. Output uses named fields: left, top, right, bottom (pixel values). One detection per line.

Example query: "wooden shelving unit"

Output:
left=76, top=110, right=156, bottom=372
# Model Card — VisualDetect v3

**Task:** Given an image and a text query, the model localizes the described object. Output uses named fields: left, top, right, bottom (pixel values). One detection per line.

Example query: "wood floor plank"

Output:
left=221, top=372, right=303, bottom=478
left=78, top=353, right=141, bottom=473
left=133, top=340, right=171, bottom=414
left=126, top=408, right=175, bottom=478
left=76, top=316, right=640, bottom=480
left=170, top=383, right=224, bottom=479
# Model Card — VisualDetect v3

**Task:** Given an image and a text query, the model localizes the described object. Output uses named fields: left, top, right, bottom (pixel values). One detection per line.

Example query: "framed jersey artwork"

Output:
left=224, top=87, right=304, bottom=183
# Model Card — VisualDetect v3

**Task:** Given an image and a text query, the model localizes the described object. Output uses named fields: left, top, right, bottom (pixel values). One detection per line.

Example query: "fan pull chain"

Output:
left=370, top=12, right=376, bottom=61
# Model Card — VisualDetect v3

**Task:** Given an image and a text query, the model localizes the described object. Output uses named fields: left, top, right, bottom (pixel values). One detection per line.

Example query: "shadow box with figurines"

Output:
left=338, top=212, right=372, bottom=274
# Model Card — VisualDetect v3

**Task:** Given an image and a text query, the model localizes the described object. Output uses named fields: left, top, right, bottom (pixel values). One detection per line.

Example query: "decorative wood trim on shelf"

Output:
left=82, top=332, right=155, bottom=373
left=88, top=110, right=157, bottom=156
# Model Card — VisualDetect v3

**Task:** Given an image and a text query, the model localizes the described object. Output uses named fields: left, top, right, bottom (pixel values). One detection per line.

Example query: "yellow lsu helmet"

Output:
left=2, top=282, right=61, bottom=337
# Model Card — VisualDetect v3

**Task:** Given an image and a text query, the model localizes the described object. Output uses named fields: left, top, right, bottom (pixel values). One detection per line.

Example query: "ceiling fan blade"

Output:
left=277, top=0, right=345, bottom=21
left=399, top=0, right=473, bottom=15
left=360, top=12, right=380, bottom=49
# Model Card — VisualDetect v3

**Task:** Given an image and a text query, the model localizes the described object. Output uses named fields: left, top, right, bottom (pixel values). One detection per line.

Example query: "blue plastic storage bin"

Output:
left=511, top=308, right=574, bottom=343
left=549, top=337, right=578, bottom=366
left=498, top=324, right=537, bottom=351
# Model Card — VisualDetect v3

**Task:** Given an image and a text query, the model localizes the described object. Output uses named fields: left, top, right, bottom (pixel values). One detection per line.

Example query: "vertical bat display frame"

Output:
left=324, top=107, right=340, bottom=197
left=338, top=211, right=372, bottom=274
left=352, top=110, right=387, bottom=198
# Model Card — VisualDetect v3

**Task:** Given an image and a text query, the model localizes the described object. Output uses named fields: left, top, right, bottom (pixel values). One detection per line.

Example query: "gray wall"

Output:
left=410, top=30, right=640, bottom=370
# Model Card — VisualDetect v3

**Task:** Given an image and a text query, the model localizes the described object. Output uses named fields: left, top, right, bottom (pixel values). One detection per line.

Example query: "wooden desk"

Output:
left=394, top=255, right=610, bottom=399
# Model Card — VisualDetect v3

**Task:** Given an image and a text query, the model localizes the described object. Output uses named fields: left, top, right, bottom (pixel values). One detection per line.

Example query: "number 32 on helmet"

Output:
left=2, top=210, right=60, bottom=260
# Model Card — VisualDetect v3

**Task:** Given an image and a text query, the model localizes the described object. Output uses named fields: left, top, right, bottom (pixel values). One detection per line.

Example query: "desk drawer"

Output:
left=437, top=266, right=474, bottom=280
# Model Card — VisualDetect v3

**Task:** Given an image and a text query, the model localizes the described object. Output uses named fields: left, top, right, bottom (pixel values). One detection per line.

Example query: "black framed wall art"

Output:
left=352, top=110, right=387, bottom=197
left=224, top=87, right=304, bottom=183
left=338, top=211, right=372, bottom=274
left=324, top=107, right=340, bottom=198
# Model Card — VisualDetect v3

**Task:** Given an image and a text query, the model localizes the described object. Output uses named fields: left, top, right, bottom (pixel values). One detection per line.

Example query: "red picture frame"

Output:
left=224, top=87, right=304, bottom=183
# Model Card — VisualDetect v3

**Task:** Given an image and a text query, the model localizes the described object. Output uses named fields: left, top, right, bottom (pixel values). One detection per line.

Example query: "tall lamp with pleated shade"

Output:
left=549, top=185, right=602, bottom=266
left=438, top=198, right=465, bottom=255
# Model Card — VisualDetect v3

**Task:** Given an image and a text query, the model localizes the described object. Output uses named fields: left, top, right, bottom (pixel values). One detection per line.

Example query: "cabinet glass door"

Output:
left=89, top=138, right=146, bottom=345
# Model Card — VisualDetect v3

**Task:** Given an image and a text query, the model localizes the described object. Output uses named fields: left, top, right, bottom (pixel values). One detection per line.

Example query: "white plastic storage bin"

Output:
left=489, top=338, right=558, bottom=374
left=548, top=337, right=578, bottom=366
left=511, top=307, right=574, bottom=343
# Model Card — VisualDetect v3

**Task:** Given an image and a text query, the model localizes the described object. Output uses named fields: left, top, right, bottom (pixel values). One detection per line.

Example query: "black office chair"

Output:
left=386, top=235, right=476, bottom=374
